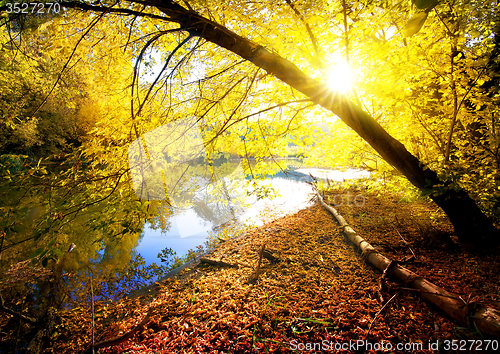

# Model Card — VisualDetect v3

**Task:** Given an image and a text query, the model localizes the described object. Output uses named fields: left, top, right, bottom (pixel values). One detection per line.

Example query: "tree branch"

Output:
left=59, top=1, right=171, bottom=21
left=30, top=9, right=106, bottom=118
left=284, top=0, right=323, bottom=68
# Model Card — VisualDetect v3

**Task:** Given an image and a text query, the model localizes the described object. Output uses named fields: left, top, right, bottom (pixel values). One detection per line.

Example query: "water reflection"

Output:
left=0, top=158, right=158, bottom=314
left=137, top=167, right=317, bottom=267
left=1, top=153, right=369, bottom=318
left=137, top=167, right=372, bottom=268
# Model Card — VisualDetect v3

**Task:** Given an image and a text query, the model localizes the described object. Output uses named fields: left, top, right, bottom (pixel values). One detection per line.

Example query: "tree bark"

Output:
left=63, top=0, right=499, bottom=250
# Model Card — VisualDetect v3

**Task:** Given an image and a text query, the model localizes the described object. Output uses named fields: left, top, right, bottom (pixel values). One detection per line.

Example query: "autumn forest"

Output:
left=1, top=0, right=500, bottom=353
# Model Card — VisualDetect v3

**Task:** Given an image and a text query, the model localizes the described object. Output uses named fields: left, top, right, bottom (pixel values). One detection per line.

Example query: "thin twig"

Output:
left=391, top=223, right=415, bottom=258
left=248, top=243, right=265, bottom=284
left=342, top=0, right=350, bottom=63
left=365, top=292, right=399, bottom=339
left=284, top=0, right=323, bottom=68
left=0, top=230, right=5, bottom=261
left=0, top=293, right=36, bottom=325
left=255, top=243, right=265, bottom=278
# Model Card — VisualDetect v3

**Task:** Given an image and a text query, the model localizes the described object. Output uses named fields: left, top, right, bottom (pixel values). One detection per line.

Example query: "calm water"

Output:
left=1, top=162, right=370, bottom=309
left=137, top=169, right=312, bottom=266
left=136, top=167, right=371, bottom=267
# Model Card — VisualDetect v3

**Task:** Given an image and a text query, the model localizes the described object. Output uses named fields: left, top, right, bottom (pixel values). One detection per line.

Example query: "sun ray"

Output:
left=326, top=61, right=354, bottom=93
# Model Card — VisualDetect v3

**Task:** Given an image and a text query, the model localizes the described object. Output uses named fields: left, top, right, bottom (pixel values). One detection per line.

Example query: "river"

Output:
left=136, top=166, right=371, bottom=267
left=1, top=159, right=370, bottom=309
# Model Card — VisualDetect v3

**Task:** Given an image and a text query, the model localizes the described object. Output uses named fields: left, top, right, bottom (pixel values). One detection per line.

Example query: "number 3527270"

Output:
left=5, top=2, right=61, bottom=14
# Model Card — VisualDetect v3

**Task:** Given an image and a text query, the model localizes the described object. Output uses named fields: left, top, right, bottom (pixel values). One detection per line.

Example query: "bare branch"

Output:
left=59, top=1, right=171, bottom=22
left=342, top=0, right=350, bottom=62
left=284, top=0, right=323, bottom=68
left=131, top=32, right=195, bottom=124
left=0, top=293, right=37, bottom=325
left=204, top=99, right=312, bottom=148
left=213, top=68, right=261, bottom=142
left=183, top=59, right=246, bottom=85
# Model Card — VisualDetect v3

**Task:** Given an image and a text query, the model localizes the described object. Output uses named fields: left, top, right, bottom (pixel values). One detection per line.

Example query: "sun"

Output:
left=326, top=61, right=354, bottom=93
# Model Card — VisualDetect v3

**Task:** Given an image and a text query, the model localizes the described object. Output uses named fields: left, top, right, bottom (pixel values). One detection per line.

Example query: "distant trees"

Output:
left=0, top=24, right=87, bottom=156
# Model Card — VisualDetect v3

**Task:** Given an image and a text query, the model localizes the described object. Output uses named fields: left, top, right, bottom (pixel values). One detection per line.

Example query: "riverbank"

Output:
left=40, top=188, right=500, bottom=353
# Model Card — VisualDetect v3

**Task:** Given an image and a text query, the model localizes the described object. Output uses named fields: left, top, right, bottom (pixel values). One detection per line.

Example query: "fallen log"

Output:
left=200, top=258, right=239, bottom=268
left=316, top=189, right=500, bottom=338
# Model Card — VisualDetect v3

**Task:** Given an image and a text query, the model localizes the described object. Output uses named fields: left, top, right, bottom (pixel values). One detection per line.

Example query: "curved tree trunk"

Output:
left=62, top=0, right=499, bottom=251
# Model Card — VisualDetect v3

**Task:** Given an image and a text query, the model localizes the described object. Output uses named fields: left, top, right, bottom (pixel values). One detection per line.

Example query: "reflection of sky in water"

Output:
left=136, top=224, right=208, bottom=267
left=136, top=173, right=314, bottom=266
left=136, top=168, right=370, bottom=266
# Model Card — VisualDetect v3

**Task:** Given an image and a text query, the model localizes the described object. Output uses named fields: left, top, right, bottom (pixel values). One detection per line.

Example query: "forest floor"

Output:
left=49, top=187, right=500, bottom=353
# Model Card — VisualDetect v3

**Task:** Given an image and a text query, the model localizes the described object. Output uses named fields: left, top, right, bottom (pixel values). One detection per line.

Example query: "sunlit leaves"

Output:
left=403, top=11, right=429, bottom=37
left=403, top=0, right=440, bottom=37
left=49, top=198, right=472, bottom=353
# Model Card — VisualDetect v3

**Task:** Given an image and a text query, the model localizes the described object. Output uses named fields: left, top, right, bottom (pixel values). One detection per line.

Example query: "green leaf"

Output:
left=34, top=227, right=49, bottom=241
left=33, top=229, right=43, bottom=241
left=38, top=249, right=50, bottom=260
left=31, top=247, right=44, bottom=258
left=412, top=0, right=439, bottom=11
left=404, top=11, right=429, bottom=37
left=47, top=238, right=57, bottom=249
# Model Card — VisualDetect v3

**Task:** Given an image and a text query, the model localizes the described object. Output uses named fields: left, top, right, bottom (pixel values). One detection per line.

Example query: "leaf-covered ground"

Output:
left=49, top=188, right=500, bottom=353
